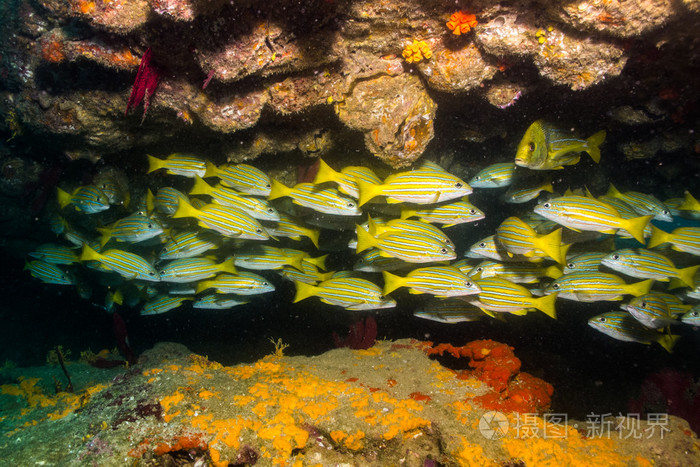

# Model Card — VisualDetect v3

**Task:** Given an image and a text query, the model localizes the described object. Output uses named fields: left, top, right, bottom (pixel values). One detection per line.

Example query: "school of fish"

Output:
left=25, top=121, right=700, bottom=352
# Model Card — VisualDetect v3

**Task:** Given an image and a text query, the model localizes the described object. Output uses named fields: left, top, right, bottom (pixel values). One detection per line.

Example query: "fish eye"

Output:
left=267, top=208, right=275, bottom=213
left=149, top=272, right=155, bottom=276
left=543, top=203, right=550, bottom=208
left=693, top=311, right=700, bottom=317
left=663, top=210, right=669, bottom=215
left=567, top=263, right=575, bottom=269
left=528, top=142, right=535, bottom=152
left=479, top=242, right=486, bottom=248
left=263, top=282, right=269, bottom=286
left=266, top=183, right=271, bottom=188
left=465, top=281, right=473, bottom=287
left=347, top=202, right=355, bottom=208
left=379, top=295, right=385, bottom=300
left=612, top=255, right=619, bottom=260
left=455, top=182, right=463, bottom=189
left=598, top=317, right=606, bottom=322
left=470, top=209, right=476, bottom=214
left=440, top=248, right=448, bottom=254
left=552, top=283, right=560, bottom=289
left=476, top=267, right=483, bottom=272
left=474, top=176, right=481, bottom=180
left=640, top=301, right=646, bottom=308
left=256, top=229, right=263, bottom=233
left=148, top=223, right=153, bottom=228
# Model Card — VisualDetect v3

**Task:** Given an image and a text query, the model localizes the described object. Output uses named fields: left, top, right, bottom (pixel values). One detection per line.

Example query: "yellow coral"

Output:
left=402, top=40, right=432, bottom=64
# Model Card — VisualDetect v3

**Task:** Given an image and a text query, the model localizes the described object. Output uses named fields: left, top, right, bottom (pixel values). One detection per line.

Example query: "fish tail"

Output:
left=400, top=208, right=416, bottom=220
left=647, top=225, right=671, bottom=249
left=542, top=180, right=554, bottom=193
left=357, top=179, right=383, bottom=207
left=219, top=257, right=238, bottom=275
left=382, top=271, right=405, bottom=295
left=146, top=155, right=164, bottom=174
left=627, top=278, right=654, bottom=297
left=268, top=179, right=292, bottom=201
left=585, top=130, right=606, bottom=163
left=355, top=224, right=377, bottom=253
left=196, top=280, right=213, bottom=294
left=606, top=182, right=622, bottom=198
left=680, top=190, right=700, bottom=211
left=293, top=280, right=318, bottom=303
left=533, top=292, right=558, bottom=319
left=80, top=243, right=103, bottom=263
left=56, top=187, right=72, bottom=209
left=288, top=253, right=305, bottom=272
left=619, top=215, right=652, bottom=244
left=313, top=159, right=339, bottom=185
left=190, top=175, right=213, bottom=196
left=544, top=265, right=563, bottom=279
left=657, top=333, right=680, bottom=353
left=112, top=289, right=124, bottom=306
left=172, top=197, right=200, bottom=220
left=677, top=264, right=700, bottom=288
left=96, top=227, right=112, bottom=248
left=536, top=228, right=565, bottom=264
left=307, top=254, right=328, bottom=271
left=145, top=188, right=156, bottom=214
left=204, top=161, right=219, bottom=178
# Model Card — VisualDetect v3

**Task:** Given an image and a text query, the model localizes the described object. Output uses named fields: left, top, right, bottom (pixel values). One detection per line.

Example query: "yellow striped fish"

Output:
left=563, top=252, right=606, bottom=274
left=265, top=212, right=320, bottom=248
left=233, top=245, right=304, bottom=271
left=204, top=162, right=271, bottom=196
left=313, top=159, right=383, bottom=199
left=399, top=198, right=485, bottom=226
left=293, top=278, right=395, bottom=310
left=57, top=185, right=110, bottom=214
left=279, top=261, right=334, bottom=285
left=382, top=266, right=480, bottom=296
left=468, top=162, right=515, bottom=188
left=80, top=244, right=160, bottom=282
left=190, top=176, right=279, bottom=221
left=364, top=216, right=454, bottom=248
left=154, top=187, right=189, bottom=216
left=357, top=161, right=472, bottom=206
left=504, top=179, right=553, bottom=204
left=414, top=299, right=487, bottom=323
left=147, top=154, right=206, bottom=178
left=28, top=244, right=79, bottom=265
left=172, top=198, right=269, bottom=240
left=605, top=184, right=673, bottom=222
left=268, top=180, right=361, bottom=216
left=97, top=213, right=164, bottom=247
left=193, top=294, right=249, bottom=309
left=533, top=195, right=651, bottom=244
left=648, top=225, right=700, bottom=256
left=621, top=293, right=677, bottom=329
left=141, top=295, right=192, bottom=316
left=159, top=257, right=238, bottom=283
left=159, top=230, right=220, bottom=260
left=466, top=235, right=544, bottom=262
left=353, top=248, right=412, bottom=272
left=464, top=277, right=558, bottom=319
left=495, top=216, right=568, bottom=264
left=467, top=260, right=562, bottom=283
left=196, top=272, right=275, bottom=295
left=681, top=306, right=700, bottom=325
left=544, top=271, right=652, bottom=302
left=24, top=260, right=76, bottom=285
left=588, top=312, right=679, bottom=353
left=601, top=248, right=700, bottom=287
left=356, top=225, right=456, bottom=263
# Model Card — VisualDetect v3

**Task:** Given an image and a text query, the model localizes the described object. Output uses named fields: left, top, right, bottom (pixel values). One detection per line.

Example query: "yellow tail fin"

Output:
left=268, top=179, right=292, bottom=201
left=306, top=254, right=327, bottom=271
left=355, top=225, right=377, bottom=253
left=647, top=225, right=671, bottom=249
left=619, top=215, right=652, bottom=244
left=313, top=159, right=340, bottom=185
left=533, top=292, right=558, bottom=319
left=190, top=175, right=214, bottom=196
left=219, top=257, right=238, bottom=275
left=293, top=280, right=318, bottom=303
left=400, top=208, right=416, bottom=220
left=112, top=289, right=124, bottom=306
left=627, top=278, right=654, bottom=297
left=657, top=333, right=680, bottom=353
left=146, top=155, right=164, bottom=174
left=585, top=130, right=606, bottom=163
left=382, top=271, right=405, bottom=295
left=80, top=243, right=103, bottom=263
left=172, top=197, right=200, bottom=220
left=535, top=228, right=565, bottom=264
left=356, top=179, right=383, bottom=207
left=677, top=264, right=700, bottom=288
left=606, top=182, right=622, bottom=199
left=56, top=187, right=72, bottom=209
left=96, top=227, right=112, bottom=248
left=204, top=161, right=219, bottom=178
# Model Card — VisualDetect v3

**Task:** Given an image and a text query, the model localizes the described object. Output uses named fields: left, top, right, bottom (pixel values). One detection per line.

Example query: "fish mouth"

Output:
left=514, top=158, right=526, bottom=167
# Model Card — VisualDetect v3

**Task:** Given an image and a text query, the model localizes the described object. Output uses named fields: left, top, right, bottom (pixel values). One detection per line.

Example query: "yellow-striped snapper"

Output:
left=24, top=260, right=76, bottom=285
left=232, top=245, right=304, bottom=271
left=648, top=225, right=700, bottom=256
left=313, top=159, right=383, bottom=199
left=363, top=216, right=454, bottom=248
left=279, top=261, right=334, bottom=285
left=80, top=244, right=160, bottom=282
left=533, top=195, right=651, bottom=244
left=356, top=161, right=472, bottom=206
left=353, top=248, right=413, bottom=272
left=268, top=180, right=361, bottom=216
left=680, top=305, right=700, bottom=326
left=190, top=176, right=279, bottom=221
left=515, top=120, right=606, bottom=170
left=94, top=173, right=129, bottom=207
left=563, top=252, right=606, bottom=274
left=605, top=184, right=673, bottom=222
left=57, top=185, right=110, bottom=214
left=159, top=230, right=220, bottom=260
left=399, top=198, right=485, bottom=227
left=158, top=257, right=238, bottom=283
left=155, top=187, right=189, bottom=216
left=621, top=293, right=678, bottom=329
left=147, top=154, right=206, bottom=178
left=495, top=216, right=568, bottom=264
left=413, top=298, right=487, bottom=323
left=97, top=213, right=164, bottom=247
left=464, top=277, right=558, bottom=319
left=265, top=212, right=320, bottom=248
left=356, top=225, right=456, bottom=263
left=196, top=272, right=275, bottom=295
left=588, top=312, right=678, bottom=353
left=467, top=260, right=562, bottom=283
left=601, top=248, right=699, bottom=288
left=28, top=244, right=79, bottom=265
left=382, top=266, right=480, bottom=297
left=193, top=294, right=249, bottom=310
left=504, top=179, right=553, bottom=204
left=468, top=162, right=515, bottom=188
left=466, top=235, right=544, bottom=263
left=141, top=295, right=192, bottom=316
left=173, top=198, right=269, bottom=240
left=293, top=277, right=395, bottom=310
left=544, top=271, right=652, bottom=302
left=204, top=162, right=271, bottom=197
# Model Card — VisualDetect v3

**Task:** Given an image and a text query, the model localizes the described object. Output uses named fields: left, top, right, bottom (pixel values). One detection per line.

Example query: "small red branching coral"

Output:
left=125, top=48, right=161, bottom=122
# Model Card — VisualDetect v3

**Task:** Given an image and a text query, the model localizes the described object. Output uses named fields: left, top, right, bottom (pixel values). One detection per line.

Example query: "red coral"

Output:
left=125, top=48, right=161, bottom=121
left=333, top=316, right=377, bottom=350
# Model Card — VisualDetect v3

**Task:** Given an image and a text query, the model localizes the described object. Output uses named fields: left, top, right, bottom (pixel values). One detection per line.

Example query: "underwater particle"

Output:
left=446, top=11, right=478, bottom=35
left=402, top=40, right=432, bottom=64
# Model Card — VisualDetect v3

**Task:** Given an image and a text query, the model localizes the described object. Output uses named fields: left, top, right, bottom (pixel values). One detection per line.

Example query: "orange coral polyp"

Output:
left=446, top=11, right=478, bottom=35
